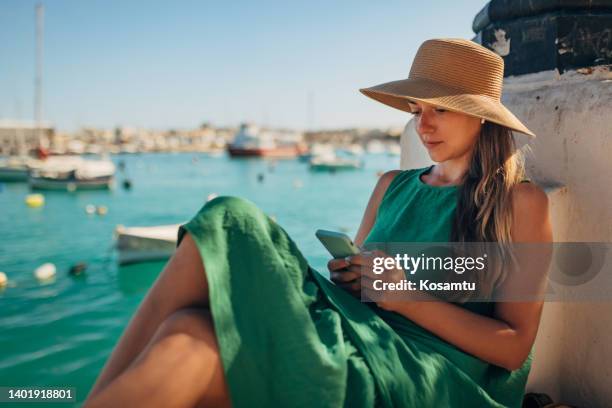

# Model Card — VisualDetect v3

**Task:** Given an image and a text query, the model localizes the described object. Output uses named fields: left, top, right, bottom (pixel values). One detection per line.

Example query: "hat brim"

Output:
left=360, top=78, right=536, bottom=138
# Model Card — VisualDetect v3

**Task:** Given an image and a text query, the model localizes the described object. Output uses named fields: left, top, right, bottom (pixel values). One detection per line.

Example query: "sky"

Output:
left=1, top=0, right=487, bottom=132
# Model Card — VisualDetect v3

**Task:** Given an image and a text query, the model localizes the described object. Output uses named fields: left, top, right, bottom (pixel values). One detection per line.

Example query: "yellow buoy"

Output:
left=25, top=193, right=45, bottom=208
left=0, top=271, right=7, bottom=288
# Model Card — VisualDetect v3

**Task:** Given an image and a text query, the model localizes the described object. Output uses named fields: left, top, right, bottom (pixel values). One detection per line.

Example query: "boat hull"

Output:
left=115, top=224, right=180, bottom=265
left=227, top=145, right=306, bottom=158
left=309, top=163, right=362, bottom=171
left=29, top=176, right=113, bottom=191
left=117, top=248, right=175, bottom=265
left=0, top=167, right=29, bottom=182
left=308, top=156, right=363, bottom=171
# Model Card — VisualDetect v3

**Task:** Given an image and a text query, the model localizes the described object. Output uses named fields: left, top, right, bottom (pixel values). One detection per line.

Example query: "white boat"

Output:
left=309, top=151, right=363, bottom=171
left=339, top=144, right=365, bottom=156
left=0, top=156, right=43, bottom=182
left=29, top=156, right=115, bottom=191
left=299, top=143, right=336, bottom=161
left=115, top=224, right=180, bottom=265
left=0, top=159, right=29, bottom=181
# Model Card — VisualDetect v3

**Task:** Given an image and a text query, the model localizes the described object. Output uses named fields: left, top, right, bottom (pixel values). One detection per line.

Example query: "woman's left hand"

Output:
left=346, top=250, right=407, bottom=312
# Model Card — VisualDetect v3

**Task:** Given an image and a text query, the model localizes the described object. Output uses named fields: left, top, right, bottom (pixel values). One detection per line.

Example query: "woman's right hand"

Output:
left=328, top=257, right=360, bottom=297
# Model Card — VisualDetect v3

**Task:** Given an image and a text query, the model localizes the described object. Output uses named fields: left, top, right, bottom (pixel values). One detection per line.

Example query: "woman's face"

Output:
left=408, top=100, right=482, bottom=162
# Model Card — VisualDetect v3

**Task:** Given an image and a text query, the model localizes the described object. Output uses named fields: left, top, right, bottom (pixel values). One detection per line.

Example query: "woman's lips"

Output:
left=424, top=141, right=443, bottom=149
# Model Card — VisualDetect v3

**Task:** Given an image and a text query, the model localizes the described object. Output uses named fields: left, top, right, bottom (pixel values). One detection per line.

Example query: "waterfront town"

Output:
left=0, top=119, right=403, bottom=156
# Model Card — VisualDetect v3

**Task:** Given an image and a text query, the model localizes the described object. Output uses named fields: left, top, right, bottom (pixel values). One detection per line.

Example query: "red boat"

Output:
left=227, top=123, right=307, bottom=158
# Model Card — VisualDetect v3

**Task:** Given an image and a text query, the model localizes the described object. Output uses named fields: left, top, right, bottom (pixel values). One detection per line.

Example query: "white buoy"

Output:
left=293, top=179, right=303, bottom=188
left=0, top=272, right=7, bottom=287
left=34, top=263, right=56, bottom=281
left=85, top=204, right=96, bottom=214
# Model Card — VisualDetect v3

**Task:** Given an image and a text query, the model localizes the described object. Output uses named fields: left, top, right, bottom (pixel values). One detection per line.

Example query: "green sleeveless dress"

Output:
left=176, top=165, right=531, bottom=408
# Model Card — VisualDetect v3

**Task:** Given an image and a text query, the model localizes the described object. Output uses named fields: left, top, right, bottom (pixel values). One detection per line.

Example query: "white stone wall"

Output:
left=505, top=67, right=612, bottom=408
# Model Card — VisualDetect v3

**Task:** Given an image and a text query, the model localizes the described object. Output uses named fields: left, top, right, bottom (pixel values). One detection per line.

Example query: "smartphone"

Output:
left=315, top=229, right=361, bottom=259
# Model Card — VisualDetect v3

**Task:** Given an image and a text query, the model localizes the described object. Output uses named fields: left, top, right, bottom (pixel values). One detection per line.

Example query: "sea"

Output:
left=0, top=151, right=399, bottom=406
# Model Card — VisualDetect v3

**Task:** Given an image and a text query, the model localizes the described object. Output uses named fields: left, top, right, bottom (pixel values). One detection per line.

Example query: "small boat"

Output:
left=115, top=224, right=181, bottom=265
left=29, top=156, right=115, bottom=191
left=309, top=151, right=363, bottom=171
left=298, top=143, right=336, bottom=162
left=0, top=161, right=29, bottom=181
left=0, top=156, right=43, bottom=182
left=338, top=144, right=365, bottom=156
left=227, top=123, right=307, bottom=158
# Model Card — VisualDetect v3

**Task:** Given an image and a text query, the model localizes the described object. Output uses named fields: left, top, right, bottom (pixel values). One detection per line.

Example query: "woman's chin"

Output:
left=427, top=151, right=447, bottom=162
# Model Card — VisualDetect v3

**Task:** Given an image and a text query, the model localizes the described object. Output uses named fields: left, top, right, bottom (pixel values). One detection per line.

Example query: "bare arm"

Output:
left=386, top=183, right=553, bottom=370
left=354, top=170, right=402, bottom=247
left=329, top=170, right=401, bottom=293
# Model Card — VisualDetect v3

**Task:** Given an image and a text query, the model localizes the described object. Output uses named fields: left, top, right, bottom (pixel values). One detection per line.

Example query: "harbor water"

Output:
left=0, top=151, right=399, bottom=406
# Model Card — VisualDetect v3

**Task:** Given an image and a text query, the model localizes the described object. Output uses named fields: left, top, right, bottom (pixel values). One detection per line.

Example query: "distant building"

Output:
left=0, top=119, right=55, bottom=155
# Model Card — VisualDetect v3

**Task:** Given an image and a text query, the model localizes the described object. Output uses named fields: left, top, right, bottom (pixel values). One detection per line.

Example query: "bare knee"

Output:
left=156, top=307, right=216, bottom=342
left=144, top=333, right=210, bottom=371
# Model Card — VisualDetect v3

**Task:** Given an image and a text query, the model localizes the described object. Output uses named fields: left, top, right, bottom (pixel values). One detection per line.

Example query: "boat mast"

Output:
left=34, top=3, right=44, bottom=146
left=307, top=91, right=314, bottom=131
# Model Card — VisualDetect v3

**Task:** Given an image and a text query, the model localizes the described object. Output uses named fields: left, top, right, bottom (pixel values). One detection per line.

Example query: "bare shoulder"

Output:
left=353, top=169, right=404, bottom=246
left=511, top=182, right=552, bottom=242
left=511, top=182, right=549, bottom=214
left=376, top=169, right=403, bottom=190
left=369, top=169, right=403, bottom=206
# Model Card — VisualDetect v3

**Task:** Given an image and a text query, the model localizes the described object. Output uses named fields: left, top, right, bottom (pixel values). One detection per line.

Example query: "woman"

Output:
left=85, top=39, right=552, bottom=407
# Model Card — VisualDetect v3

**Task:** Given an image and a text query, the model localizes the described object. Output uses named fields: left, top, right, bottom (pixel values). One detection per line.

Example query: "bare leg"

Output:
left=86, top=233, right=212, bottom=402
left=84, top=307, right=231, bottom=408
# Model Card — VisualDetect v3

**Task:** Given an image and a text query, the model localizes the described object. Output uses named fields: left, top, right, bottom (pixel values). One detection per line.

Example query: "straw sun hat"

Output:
left=360, top=38, right=536, bottom=138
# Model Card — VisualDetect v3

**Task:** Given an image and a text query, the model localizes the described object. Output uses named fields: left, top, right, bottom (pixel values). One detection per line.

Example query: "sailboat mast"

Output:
left=35, top=3, right=44, bottom=146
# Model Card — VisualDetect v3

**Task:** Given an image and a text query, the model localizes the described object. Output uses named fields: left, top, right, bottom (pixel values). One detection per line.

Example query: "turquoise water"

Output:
left=0, top=152, right=399, bottom=406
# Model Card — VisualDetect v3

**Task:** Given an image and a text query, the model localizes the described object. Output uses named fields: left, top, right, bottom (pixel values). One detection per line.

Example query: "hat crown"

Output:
left=408, top=38, right=504, bottom=100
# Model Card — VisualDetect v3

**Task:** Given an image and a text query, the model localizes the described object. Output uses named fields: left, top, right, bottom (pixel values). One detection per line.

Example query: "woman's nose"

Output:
left=416, top=111, right=435, bottom=134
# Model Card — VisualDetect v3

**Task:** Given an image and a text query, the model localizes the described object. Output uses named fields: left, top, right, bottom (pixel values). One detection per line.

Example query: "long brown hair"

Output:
left=446, top=122, right=528, bottom=301
left=451, top=122, right=527, bottom=243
